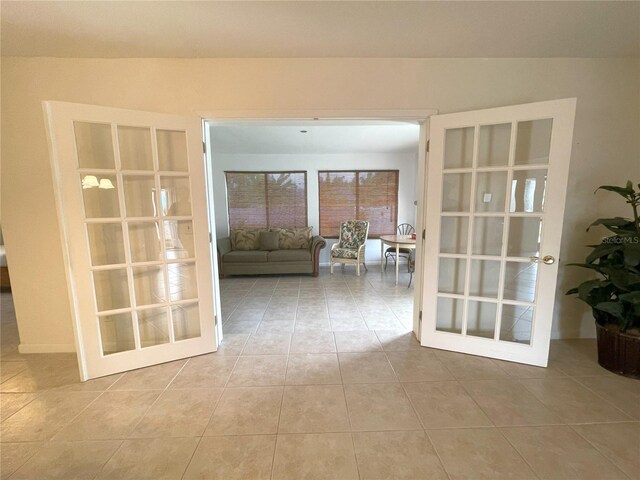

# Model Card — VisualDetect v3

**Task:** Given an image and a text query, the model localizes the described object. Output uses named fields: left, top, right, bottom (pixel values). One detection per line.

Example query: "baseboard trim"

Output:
left=18, top=343, right=76, bottom=354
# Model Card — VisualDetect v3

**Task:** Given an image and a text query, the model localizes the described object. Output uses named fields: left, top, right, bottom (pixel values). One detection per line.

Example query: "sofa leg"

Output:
left=330, top=261, right=334, bottom=274
left=363, top=262, right=368, bottom=272
left=357, top=263, right=360, bottom=276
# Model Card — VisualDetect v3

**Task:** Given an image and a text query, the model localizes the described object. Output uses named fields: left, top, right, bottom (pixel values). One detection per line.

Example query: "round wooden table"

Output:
left=379, top=234, right=416, bottom=285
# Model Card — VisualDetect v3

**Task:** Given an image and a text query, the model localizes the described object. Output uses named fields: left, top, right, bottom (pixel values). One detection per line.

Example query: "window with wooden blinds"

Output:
left=225, top=171, right=308, bottom=230
left=318, top=170, right=399, bottom=238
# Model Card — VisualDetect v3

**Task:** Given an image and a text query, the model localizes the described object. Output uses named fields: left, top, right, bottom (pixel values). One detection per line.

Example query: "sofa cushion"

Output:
left=259, top=231, right=280, bottom=251
left=230, top=229, right=262, bottom=251
left=332, top=247, right=359, bottom=259
left=268, top=249, right=312, bottom=262
left=274, top=227, right=312, bottom=249
left=223, top=250, right=269, bottom=263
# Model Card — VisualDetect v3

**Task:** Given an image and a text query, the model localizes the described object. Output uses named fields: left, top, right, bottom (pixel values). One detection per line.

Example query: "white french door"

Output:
left=421, top=98, right=576, bottom=366
left=45, top=102, right=217, bottom=380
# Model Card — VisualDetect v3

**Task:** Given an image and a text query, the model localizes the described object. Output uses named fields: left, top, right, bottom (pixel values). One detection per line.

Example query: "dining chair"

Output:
left=384, top=223, right=415, bottom=269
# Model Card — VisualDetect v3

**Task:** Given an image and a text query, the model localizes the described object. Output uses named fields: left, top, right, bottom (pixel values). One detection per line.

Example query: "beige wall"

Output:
left=2, top=57, right=639, bottom=351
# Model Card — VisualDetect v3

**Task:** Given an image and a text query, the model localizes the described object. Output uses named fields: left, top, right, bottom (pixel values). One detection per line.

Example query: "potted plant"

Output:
left=567, top=181, right=640, bottom=378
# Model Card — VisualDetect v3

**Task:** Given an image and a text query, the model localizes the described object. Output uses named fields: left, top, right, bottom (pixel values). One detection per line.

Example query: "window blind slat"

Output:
left=318, top=170, right=399, bottom=238
left=225, top=171, right=307, bottom=230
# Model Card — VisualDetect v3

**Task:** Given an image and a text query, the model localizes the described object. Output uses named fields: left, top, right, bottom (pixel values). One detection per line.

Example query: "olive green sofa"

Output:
left=217, top=228, right=326, bottom=277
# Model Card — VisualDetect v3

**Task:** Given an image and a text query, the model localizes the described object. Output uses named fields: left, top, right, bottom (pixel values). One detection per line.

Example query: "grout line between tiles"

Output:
left=179, top=435, right=204, bottom=480
left=125, top=358, right=193, bottom=436
left=90, top=438, right=126, bottom=480
left=422, top=428, right=453, bottom=480
left=567, top=423, right=636, bottom=480
left=569, top=375, right=636, bottom=420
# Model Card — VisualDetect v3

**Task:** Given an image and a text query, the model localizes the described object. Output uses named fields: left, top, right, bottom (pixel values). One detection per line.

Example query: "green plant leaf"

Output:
left=619, top=291, right=640, bottom=305
left=565, top=263, right=607, bottom=275
left=596, top=185, right=634, bottom=198
left=594, top=301, right=625, bottom=320
left=586, top=243, right=623, bottom=264
left=587, top=217, right=633, bottom=230
left=576, top=279, right=614, bottom=307
left=607, top=269, right=640, bottom=290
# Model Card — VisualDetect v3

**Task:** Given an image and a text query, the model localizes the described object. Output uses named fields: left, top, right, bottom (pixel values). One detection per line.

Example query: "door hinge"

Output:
left=419, top=310, right=422, bottom=321
left=209, top=232, right=213, bottom=243
left=422, top=229, right=426, bottom=240
left=203, top=141, right=207, bottom=154
left=426, top=139, right=430, bottom=152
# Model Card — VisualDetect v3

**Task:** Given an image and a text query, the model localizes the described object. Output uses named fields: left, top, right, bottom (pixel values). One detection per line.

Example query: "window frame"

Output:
left=224, top=170, right=308, bottom=230
left=318, top=169, right=399, bottom=239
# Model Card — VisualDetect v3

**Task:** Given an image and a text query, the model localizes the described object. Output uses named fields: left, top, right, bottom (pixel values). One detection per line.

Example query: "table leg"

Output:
left=395, top=245, right=399, bottom=285
left=381, top=241, right=384, bottom=272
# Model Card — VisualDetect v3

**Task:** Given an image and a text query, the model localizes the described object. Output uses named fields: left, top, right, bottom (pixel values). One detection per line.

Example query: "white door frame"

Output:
left=200, top=109, right=438, bottom=341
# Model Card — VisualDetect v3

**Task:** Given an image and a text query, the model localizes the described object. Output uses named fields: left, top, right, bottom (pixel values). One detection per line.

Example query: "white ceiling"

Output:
left=1, top=1, right=639, bottom=58
left=209, top=121, right=421, bottom=154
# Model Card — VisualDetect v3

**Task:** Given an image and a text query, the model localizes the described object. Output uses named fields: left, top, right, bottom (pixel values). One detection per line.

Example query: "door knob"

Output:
left=530, top=255, right=555, bottom=265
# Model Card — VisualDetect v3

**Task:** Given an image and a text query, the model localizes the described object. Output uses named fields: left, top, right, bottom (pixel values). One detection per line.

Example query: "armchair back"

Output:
left=338, top=220, right=370, bottom=249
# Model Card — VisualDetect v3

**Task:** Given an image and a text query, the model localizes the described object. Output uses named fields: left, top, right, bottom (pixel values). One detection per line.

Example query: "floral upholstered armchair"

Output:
left=330, top=220, right=370, bottom=276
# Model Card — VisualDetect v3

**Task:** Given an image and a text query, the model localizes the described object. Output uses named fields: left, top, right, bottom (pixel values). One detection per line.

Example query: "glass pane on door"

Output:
left=157, top=130, right=189, bottom=172
left=444, top=127, right=474, bottom=169
left=79, top=121, right=203, bottom=355
left=128, top=222, right=162, bottom=262
left=86, top=223, right=125, bottom=266
left=467, top=301, right=497, bottom=339
left=99, top=312, right=135, bottom=355
left=440, top=217, right=468, bottom=254
left=160, top=177, right=192, bottom=216
left=172, top=302, right=201, bottom=340
left=472, top=217, right=504, bottom=256
left=478, top=123, right=511, bottom=167
left=514, top=119, right=553, bottom=165
left=436, top=297, right=463, bottom=334
left=123, top=175, right=156, bottom=217
left=438, top=258, right=466, bottom=294
left=118, top=126, right=154, bottom=171
left=93, top=269, right=130, bottom=311
left=138, top=308, right=171, bottom=347
left=507, top=217, right=542, bottom=257
left=499, top=305, right=533, bottom=344
left=442, top=173, right=472, bottom=212
left=75, top=122, right=115, bottom=169
left=510, top=169, right=547, bottom=212
left=82, top=175, right=120, bottom=218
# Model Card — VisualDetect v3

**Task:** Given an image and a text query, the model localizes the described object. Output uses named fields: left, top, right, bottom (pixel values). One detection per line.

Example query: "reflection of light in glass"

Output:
left=82, top=175, right=99, bottom=188
left=82, top=175, right=115, bottom=189
left=98, top=178, right=115, bottom=189
left=524, top=178, right=536, bottom=212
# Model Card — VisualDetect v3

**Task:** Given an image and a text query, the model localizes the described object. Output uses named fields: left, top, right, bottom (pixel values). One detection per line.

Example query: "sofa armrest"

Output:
left=217, top=237, right=232, bottom=257
left=310, top=235, right=327, bottom=277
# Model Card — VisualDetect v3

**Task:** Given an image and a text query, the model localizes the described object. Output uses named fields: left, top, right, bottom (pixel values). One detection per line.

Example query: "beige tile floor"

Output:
left=1, top=267, right=639, bottom=479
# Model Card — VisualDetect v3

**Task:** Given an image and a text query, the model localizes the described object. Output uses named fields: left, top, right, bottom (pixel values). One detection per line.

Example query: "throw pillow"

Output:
left=259, top=231, right=280, bottom=251
left=230, top=229, right=261, bottom=251
left=275, top=227, right=312, bottom=249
